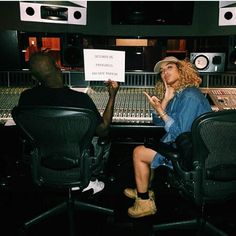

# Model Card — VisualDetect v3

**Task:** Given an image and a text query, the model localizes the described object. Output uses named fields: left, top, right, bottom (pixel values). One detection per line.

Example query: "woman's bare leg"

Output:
left=133, top=145, right=157, bottom=193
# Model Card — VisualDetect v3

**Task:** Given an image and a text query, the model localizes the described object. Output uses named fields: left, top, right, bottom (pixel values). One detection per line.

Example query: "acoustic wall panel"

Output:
left=0, top=30, right=21, bottom=71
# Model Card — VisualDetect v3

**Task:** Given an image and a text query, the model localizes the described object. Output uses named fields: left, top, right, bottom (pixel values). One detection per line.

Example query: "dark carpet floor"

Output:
left=0, top=126, right=236, bottom=236
left=1, top=157, right=236, bottom=236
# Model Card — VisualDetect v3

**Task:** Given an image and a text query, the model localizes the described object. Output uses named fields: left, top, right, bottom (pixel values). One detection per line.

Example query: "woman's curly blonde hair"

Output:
left=155, top=58, right=202, bottom=99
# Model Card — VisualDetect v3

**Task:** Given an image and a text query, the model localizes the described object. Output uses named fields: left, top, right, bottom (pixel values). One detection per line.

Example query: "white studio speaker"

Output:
left=219, top=1, right=236, bottom=26
left=19, top=1, right=87, bottom=25
left=190, top=53, right=226, bottom=73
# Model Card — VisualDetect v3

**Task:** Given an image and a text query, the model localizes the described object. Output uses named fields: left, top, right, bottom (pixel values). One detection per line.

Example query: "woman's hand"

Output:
left=163, top=79, right=175, bottom=102
left=143, top=92, right=162, bottom=112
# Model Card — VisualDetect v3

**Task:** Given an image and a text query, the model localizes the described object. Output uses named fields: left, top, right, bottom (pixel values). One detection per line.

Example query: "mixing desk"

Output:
left=208, top=88, right=236, bottom=110
left=1, top=71, right=236, bottom=126
left=87, top=87, right=154, bottom=123
left=1, top=86, right=236, bottom=125
left=0, top=86, right=155, bottom=125
left=0, top=87, right=28, bottom=123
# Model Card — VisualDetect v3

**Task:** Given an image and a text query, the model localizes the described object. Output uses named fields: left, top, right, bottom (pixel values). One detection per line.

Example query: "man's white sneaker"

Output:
left=82, top=179, right=105, bottom=194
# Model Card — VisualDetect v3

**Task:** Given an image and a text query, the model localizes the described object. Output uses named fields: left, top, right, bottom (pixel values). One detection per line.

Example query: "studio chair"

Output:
left=145, top=110, right=236, bottom=236
left=11, top=106, right=114, bottom=236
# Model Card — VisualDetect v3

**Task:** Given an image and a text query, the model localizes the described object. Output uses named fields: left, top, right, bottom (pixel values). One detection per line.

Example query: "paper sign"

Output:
left=83, top=49, right=125, bottom=82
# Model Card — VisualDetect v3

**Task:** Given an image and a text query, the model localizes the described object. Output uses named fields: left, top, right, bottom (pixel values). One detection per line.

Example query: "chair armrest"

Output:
left=144, top=139, right=180, bottom=161
left=90, top=136, right=111, bottom=178
left=156, top=142, right=180, bottom=161
left=206, top=164, right=236, bottom=181
left=145, top=132, right=194, bottom=172
left=97, top=136, right=110, bottom=146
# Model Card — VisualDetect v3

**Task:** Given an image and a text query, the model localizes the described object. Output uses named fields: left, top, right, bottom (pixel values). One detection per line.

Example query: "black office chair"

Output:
left=145, top=110, right=236, bottom=236
left=11, top=106, right=114, bottom=236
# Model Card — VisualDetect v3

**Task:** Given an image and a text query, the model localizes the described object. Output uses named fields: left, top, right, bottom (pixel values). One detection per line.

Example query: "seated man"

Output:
left=17, top=52, right=120, bottom=194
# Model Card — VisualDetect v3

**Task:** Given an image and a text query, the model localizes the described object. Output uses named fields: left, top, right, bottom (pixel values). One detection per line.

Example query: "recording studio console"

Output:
left=87, top=87, right=154, bottom=124
left=201, top=88, right=236, bottom=111
left=0, top=87, right=28, bottom=124
left=1, top=86, right=236, bottom=126
left=1, top=72, right=236, bottom=126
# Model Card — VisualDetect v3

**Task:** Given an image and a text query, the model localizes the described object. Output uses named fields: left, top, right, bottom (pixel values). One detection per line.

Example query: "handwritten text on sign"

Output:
left=83, top=49, right=125, bottom=82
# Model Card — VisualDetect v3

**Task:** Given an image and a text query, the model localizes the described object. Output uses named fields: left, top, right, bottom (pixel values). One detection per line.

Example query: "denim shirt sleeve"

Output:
left=159, top=88, right=212, bottom=143
left=152, top=111, right=174, bottom=129
left=152, top=111, right=164, bottom=126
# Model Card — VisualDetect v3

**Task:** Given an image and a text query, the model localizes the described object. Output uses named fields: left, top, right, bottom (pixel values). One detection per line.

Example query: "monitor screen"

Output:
left=111, top=1, right=194, bottom=25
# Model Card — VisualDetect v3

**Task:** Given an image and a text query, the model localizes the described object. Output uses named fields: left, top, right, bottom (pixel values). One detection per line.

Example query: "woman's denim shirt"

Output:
left=152, top=87, right=212, bottom=143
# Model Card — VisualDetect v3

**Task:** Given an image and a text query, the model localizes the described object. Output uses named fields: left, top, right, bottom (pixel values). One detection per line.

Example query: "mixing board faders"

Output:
left=1, top=86, right=236, bottom=125
left=87, top=87, right=155, bottom=123
left=208, top=88, right=236, bottom=110
left=0, top=87, right=28, bottom=123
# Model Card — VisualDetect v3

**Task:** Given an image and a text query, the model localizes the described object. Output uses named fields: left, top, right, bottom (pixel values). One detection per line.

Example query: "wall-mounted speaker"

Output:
left=190, top=53, right=226, bottom=73
left=19, top=1, right=87, bottom=25
left=61, top=34, right=84, bottom=67
left=218, top=1, right=236, bottom=26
